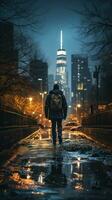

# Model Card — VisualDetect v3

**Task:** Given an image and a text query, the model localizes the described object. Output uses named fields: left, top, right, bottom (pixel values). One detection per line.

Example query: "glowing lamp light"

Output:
left=38, top=78, right=42, bottom=81
left=77, top=104, right=81, bottom=108
left=29, top=97, right=33, bottom=102
left=68, top=105, right=72, bottom=108
left=27, top=174, right=31, bottom=179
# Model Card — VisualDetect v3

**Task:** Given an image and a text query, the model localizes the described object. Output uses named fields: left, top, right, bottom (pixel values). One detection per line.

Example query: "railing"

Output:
left=0, top=108, right=37, bottom=127
left=82, top=110, right=112, bottom=127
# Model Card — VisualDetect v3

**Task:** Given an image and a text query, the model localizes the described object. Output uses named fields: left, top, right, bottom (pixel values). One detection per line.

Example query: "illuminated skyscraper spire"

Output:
left=56, top=30, right=70, bottom=104
left=56, top=29, right=67, bottom=89
left=60, top=30, right=63, bottom=49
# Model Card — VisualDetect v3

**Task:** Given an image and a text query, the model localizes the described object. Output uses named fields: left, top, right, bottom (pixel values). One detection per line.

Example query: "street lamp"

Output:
left=77, top=104, right=81, bottom=108
left=76, top=103, right=81, bottom=122
left=38, top=78, right=47, bottom=115
left=68, top=105, right=72, bottom=115
left=40, top=91, right=47, bottom=115
left=93, top=65, right=101, bottom=111
left=38, top=78, right=43, bottom=93
left=38, top=78, right=43, bottom=115
left=27, top=97, right=33, bottom=115
left=29, top=97, right=33, bottom=103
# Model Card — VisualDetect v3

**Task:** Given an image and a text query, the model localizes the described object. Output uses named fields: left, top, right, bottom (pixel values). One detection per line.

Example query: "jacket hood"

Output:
left=49, top=89, right=63, bottom=95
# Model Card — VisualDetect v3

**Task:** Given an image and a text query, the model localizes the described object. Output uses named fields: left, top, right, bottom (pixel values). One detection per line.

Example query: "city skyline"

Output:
left=0, top=0, right=111, bottom=106
left=31, top=0, right=91, bottom=80
left=29, top=0, right=97, bottom=89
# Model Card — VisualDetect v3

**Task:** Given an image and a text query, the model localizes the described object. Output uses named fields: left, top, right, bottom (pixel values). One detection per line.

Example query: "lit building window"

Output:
left=57, top=60, right=66, bottom=64
left=57, top=50, right=66, bottom=56
left=62, top=75, right=64, bottom=80
left=61, top=67, right=65, bottom=72
left=71, top=92, right=74, bottom=97
left=77, top=83, right=84, bottom=90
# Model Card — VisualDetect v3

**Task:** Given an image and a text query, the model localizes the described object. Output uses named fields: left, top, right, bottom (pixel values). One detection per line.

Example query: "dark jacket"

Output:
left=44, top=89, right=67, bottom=120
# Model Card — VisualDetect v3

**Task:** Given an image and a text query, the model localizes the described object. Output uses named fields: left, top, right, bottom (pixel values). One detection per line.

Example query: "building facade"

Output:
left=0, top=21, right=18, bottom=74
left=71, top=54, right=92, bottom=114
left=29, top=58, right=48, bottom=92
left=100, top=54, right=112, bottom=104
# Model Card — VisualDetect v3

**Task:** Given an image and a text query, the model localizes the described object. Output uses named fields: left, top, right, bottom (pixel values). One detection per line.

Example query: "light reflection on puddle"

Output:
left=0, top=131, right=112, bottom=199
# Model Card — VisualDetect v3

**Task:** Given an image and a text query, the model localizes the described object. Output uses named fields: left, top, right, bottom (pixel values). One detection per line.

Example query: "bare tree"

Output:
left=0, top=0, right=42, bottom=31
left=0, top=31, right=39, bottom=95
left=72, top=1, right=112, bottom=104
left=0, top=1, right=47, bottom=113
left=73, top=0, right=112, bottom=58
left=14, top=30, right=39, bottom=73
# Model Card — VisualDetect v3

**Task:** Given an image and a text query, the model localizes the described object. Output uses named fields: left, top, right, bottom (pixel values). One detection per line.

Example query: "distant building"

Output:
left=0, top=21, right=18, bottom=74
left=71, top=54, right=92, bottom=110
left=100, top=54, right=112, bottom=104
left=48, top=74, right=54, bottom=91
left=55, top=30, right=70, bottom=103
left=29, top=58, right=48, bottom=92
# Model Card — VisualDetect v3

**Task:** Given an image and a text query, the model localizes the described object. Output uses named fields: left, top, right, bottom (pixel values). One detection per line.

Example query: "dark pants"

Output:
left=51, top=119, right=62, bottom=145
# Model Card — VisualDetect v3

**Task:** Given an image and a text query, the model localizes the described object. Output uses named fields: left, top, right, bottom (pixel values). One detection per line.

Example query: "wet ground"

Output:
left=0, top=128, right=112, bottom=200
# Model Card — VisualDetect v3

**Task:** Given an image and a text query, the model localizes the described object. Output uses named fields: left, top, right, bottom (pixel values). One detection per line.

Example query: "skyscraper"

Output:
left=56, top=30, right=67, bottom=89
left=55, top=31, right=70, bottom=103
left=71, top=54, right=92, bottom=111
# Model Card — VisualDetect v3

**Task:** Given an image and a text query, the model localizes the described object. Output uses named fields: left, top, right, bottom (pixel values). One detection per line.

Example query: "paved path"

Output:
left=0, top=128, right=112, bottom=200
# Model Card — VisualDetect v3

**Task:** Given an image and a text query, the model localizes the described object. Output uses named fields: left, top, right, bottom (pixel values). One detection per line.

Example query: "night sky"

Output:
left=31, top=0, right=91, bottom=81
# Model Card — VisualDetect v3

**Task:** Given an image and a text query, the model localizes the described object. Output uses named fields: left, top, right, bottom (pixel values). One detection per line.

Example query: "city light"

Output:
left=0, top=1, right=111, bottom=199
left=77, top=104, right=81, bottom=108
left=40, top=91, right=47, bottom=115
left=38, top=78, right=43, bottom=93
left=28, top=97, right=33, bottom=103
left=56, top=60, right=66, bottom=64
left=68, top=105, right=72, bottom=108
left=57, top=50, right=66, bottom=55
left=38, top=78, right=42, bottom=81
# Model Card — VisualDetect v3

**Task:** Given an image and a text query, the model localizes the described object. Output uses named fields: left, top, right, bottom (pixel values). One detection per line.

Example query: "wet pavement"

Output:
left=0, top=128, right=112, bottom=200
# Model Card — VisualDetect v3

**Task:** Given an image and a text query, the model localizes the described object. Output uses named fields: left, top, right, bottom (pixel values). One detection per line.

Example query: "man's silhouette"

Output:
left=44, top=84, right=67, bottom=146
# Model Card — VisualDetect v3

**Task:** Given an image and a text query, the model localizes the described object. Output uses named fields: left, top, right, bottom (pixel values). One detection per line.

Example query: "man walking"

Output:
left=44, top=84, right=67, bottom=146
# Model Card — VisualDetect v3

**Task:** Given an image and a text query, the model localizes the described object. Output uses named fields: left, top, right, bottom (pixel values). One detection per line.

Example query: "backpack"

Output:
left=50, top=93, right=62, bottom=111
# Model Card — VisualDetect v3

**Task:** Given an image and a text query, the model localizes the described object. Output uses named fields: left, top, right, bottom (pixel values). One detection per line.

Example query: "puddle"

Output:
left=0, top=130, right=112, bottom=200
